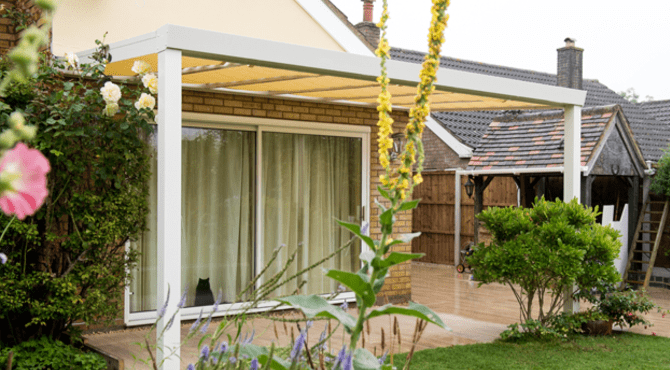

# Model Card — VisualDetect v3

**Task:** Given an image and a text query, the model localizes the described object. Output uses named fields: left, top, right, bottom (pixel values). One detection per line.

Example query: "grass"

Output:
left=391, top=332, right=670, bottom=369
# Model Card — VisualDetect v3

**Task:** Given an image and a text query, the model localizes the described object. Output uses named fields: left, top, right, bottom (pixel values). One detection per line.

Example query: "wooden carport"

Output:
left=456, top=105, right=648, bottom=263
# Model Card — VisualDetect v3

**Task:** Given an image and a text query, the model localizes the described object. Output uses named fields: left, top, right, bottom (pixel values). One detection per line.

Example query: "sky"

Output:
left=328, top=0, right=670, bottom=101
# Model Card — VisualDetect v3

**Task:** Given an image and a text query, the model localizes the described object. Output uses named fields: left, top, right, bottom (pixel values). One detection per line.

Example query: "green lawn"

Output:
left=391, top=332, right=670, bottom=369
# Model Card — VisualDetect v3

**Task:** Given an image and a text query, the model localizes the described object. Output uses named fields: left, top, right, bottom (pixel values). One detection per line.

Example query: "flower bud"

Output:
left=0, top=130, right=19, bottom=149
left=8, top=112, right=25, bottom=130
left=17, top=125, right=37, bottom=140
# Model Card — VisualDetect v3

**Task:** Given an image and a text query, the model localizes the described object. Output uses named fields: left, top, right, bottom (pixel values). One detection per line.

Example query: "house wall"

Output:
left=51, top=0, right=347, bottom=56
left=422, top=127, right=469, bottom=170
left=0, top=0, right=42, bottom=55
left=182, top=89, right=413, bottom=304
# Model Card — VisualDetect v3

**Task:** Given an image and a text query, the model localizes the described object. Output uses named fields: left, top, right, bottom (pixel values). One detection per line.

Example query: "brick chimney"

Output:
left=355, top=0, right=380, bottom=47
left=557, top=37, right=583, bottom=90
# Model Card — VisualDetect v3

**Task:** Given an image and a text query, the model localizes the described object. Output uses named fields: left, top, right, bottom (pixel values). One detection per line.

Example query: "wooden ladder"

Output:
left=621, top=198, right=670, bottom=290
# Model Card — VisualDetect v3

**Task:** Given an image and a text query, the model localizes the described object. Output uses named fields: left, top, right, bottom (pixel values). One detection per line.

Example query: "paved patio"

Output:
left=84, top=263, right=670, bottom=369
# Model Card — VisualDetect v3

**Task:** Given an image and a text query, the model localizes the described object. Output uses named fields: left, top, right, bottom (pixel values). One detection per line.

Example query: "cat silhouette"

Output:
left=194, top=277, right=215, bottom=307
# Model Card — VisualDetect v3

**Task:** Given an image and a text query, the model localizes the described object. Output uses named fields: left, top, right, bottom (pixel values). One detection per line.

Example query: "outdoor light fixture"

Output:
left=390, top=133, right=405, bottom=162
left=464, top=176, right=475, bottom=198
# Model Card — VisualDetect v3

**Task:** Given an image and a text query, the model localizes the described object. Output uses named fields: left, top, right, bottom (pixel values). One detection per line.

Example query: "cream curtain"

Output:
left=130, top=128, right=255, bottom=312
left=130, top=128, right=361, bottom=312
left=262, top=133, right=361, bottom=297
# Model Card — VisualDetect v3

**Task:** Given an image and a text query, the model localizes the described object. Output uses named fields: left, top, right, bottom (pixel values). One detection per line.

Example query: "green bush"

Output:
left=0, top=336, right=106, bottom=370
left=468, top=197, right=621, bottom=328
left=0, top=43, right=153, bottom=344
left=651, top=148, right=670, bottom=196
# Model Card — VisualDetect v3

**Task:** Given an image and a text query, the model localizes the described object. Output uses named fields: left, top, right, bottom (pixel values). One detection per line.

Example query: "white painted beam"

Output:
left=425, top=116, right=472, bottom=159
left=157, top=48, right=182, bottom=370
left=563, top=104, right=581, bottom=314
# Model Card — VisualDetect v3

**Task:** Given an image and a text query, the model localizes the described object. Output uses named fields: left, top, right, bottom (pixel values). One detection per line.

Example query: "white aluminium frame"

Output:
left=125, top=112, right=371, bottom=326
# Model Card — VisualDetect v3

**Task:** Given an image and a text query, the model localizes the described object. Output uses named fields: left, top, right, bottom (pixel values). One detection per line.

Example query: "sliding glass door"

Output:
left=129, top=118, right=366, bottom=321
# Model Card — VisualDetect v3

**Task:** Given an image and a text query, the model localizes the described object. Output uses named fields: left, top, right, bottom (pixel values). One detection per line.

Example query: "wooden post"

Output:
left=473, top=176, right=483, bottom=245
left=628, top=176, right=640, bottom=250
left=580, top=175, right=594, bottom=208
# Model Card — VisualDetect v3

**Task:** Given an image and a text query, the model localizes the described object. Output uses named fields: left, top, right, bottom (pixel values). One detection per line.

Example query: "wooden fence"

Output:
left=411, top=171, right=517, bottom=265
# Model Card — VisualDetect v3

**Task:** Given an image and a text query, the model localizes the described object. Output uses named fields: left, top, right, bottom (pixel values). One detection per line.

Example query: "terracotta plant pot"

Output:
left=581, top=320, right=613, bottom=335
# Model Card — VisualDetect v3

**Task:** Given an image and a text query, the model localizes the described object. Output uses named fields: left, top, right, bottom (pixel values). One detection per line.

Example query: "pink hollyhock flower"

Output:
left=0, top=143, right=50, bottom=220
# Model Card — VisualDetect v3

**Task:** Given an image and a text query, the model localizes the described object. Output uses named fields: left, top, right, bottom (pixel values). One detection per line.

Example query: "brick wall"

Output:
left=422, top=126, right=469, bottom=170
left=0, top=0, right=42, bottom=55
left=182, top=89, right=413, bottom=303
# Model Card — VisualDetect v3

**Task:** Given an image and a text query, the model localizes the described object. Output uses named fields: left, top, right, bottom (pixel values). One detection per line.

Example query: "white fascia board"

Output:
left=459, top=166, right=588, bottom=176
left=294, top=0, right=374, bottom=56
left=425, top=116, right=472, bottom=158
left=79, top=24, right=586, bottom=108
left=76, top=30, right=162, bottom=64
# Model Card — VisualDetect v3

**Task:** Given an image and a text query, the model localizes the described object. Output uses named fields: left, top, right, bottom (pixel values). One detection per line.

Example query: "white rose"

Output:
left=103, top=103, right=119, bottom=117
left=142, top=73, right=158, bottom=94
left=135, top=93, right=156, bottom=110
left=65, top=52, right=79, bottom=69
left=100, top=81, right=121, bottom=104
left=131, top=60, right=151, bottom=75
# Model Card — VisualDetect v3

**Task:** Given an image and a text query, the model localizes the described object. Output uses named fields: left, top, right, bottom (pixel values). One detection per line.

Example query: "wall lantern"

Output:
left=464, top=176, right=475, bottom=198
left=390, top=133, right=405, bottom=162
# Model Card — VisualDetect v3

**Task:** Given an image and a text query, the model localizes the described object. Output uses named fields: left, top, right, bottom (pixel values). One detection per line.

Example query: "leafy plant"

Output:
left=468, top=197, right=622, bottom=328
left=0, top=39, right=154, bottom=344
left=596, top=289, right=659, bottom=329
left=0, top=336, right=106, bottom=370
left=650, top=148, right=670, bottom=197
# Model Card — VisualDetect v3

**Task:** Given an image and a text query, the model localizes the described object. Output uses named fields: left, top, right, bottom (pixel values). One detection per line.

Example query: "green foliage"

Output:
left=597, top=289, right=659, bottom=328
left=468, top=197, right=621, bottom=326
left=618, top=87, right=653, bottom=104
left=650, top=148, right=670, bottom=196
left=0, top=44, right=153, bottom=344
left=0, top=336, right=106, bottom=370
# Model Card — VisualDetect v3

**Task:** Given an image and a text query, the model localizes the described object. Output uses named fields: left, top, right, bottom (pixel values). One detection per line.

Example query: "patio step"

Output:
left=621, top=197, right=670, bottom=290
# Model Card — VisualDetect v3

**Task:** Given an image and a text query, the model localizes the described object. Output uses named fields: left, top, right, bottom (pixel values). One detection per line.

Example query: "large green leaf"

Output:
left=238, top=344, right=291, bottom=370
left=366, top=301, right=450, bottom=330
left=353, top=348, right=381, bottom=370
left=337, top=219, right=375, bottom=249
left=372, top=252, right=424, bottom=270
left=377, top=185, right=391, bottom=200
left=326, top=270, right=376, bottom=307
left=397, top=199, right=421, bottom=212
left=276, top=295, right=357, bottom=332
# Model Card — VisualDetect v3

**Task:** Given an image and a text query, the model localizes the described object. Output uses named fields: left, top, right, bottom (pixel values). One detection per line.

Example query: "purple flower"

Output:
left=219, top=341, right=228, bottom=353
left=340, top=301, right=348, bottom=312
left=318, top=325, right=328, bottom=350
left=333, top=345, right=346, bottom=369
left=200, top=345, right=210, bottom=361
left=200, top=315, right=212, bottom=334
left=165, top=315, right=175, bottom=331
left=361, top=221, right=369, bottom=236
left=379, top=350, right=388, bottom=364
left=290, top=330, right=306, bottom=362
left=186, top=364, right=195, bottom=370
left=189, top=309, right=204, bottom=333
left=242, top=329, right=255, bottom=345
left=213, top=289, right=223, bottom=312
left=229, top=356, right=237, bottom=364
left=306, top=320, right=313, bottom=329
left=177, top=287, right=188, bottom=308
left=157, top=287, right=170, bottom=319
left=250, top=358, right=259, bottom=370
left=0, top=253, right=7, bottom=264
left=343, top=351, right=353, bottom=370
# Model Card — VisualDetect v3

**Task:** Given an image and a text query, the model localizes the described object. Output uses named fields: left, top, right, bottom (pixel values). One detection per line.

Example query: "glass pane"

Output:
left=130, top=127, right=256, bottom=312
left=262, top=132, right=362, bottom=297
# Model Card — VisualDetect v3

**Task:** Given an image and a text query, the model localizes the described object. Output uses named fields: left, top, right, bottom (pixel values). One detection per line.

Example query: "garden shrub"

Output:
left=650, top=148, right=670, bottom=196
left=0, top=336, right=106, bottom=370
left=468, top=197, right=621, bottom=329
left=0, top=45, right=154, bottom=344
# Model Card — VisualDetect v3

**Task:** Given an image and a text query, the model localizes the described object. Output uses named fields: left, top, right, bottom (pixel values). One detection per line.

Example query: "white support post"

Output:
left=157, top=48, right=182, bottom=370
left=563, top=104, right=581, bottom=313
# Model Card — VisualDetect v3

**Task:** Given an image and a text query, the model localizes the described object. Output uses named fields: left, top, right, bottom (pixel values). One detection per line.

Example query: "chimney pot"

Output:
left=362, top=0, right=375, bottom=23
left=557, top=38, right=583, bottom=90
